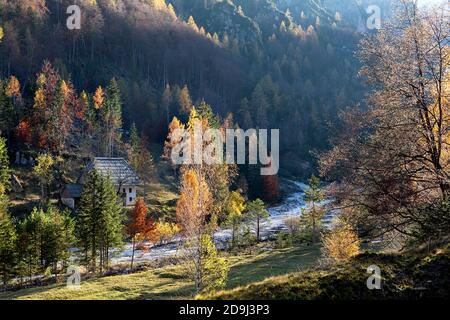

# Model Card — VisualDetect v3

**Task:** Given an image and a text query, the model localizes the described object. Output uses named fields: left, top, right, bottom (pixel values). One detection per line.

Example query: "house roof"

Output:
left=61, top=184, right=83, bottom=199
left=82, top=157, right=141, bottom=186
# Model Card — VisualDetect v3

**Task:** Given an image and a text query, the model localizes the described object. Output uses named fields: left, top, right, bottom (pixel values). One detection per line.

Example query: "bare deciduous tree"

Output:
left=320, top=1, right=450, bottom=242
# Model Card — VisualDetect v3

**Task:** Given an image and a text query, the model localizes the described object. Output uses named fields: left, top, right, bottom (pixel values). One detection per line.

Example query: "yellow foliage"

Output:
left=322, top=220, right=360, bottom=263
left=36, top=73, right=46, bottom=87
left=33, top=88, right=45, bottom=109
left=187, top=16, right=199, bottom=33
left=60, top=80, right=70, bottom=98
left=93, top=86, right=104, bottom=109
left=187, top=106, right=200, bottom=132
left=5, top=76, right=20, bottom=98
left=176, top=169, right=211, bottom=236
left=33, top=154, right=55, bottom=182
left=154, top=221, right=181, bottom=244
left=226, top=191, right=246, bottom=218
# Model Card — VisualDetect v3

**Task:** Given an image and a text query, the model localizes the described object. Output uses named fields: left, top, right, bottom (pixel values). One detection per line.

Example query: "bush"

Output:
left=275, top=232, right=292, bottom=249
left=321, top=220, right=360, bottom=264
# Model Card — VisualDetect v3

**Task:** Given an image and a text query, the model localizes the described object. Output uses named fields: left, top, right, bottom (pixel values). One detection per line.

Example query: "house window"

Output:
left=129, top=188, right=132, bottom=193
left=123, top=188, right=125, bottom=193
left=129, top=197, right=133, bottom=202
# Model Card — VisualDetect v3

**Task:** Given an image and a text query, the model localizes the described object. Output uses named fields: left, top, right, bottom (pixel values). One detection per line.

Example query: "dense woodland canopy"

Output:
left=0, top=0, right=375, bottom=175
left=0, top=0, right=448, bottom=296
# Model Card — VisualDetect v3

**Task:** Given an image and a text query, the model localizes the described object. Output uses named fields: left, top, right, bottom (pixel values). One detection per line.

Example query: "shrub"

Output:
left=321, top=220, right=360, bottom=264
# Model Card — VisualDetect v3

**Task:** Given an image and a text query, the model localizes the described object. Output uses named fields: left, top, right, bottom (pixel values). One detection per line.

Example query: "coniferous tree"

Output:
left=167, top=3, right=177, bottom=20
left=224, top=191, right=246, bottom=247
left=129, top=123, right=139, bottom=153
left=0, top=141, right=16, bottom=286
left=17, top=207, right=74, bottom=282
left=0, top=77, right=20, bottom=141
left=0, top=137, right=9, bottom=190
left=246, top=198, right=269, bottom=242
left=187, top=16, right=199, bottom=33
left=77, top=170, right=124, bottom=273
left=101, top=79, right=122, bottom=157
left=301, top=175, right=325, bottom=243
left=178, top=85, right=193, bottom=117
left=33, top=154, right=55, bottom=207
left=0, top=213, right=16, bottom=286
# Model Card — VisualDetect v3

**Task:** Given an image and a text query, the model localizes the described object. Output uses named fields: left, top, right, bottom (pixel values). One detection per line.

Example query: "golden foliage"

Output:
left=93, top=86, right=104, bottom=109
left=33, top=154, right=55, bottom=182
left=322, top=220, right=360, bottom=263
left=163, top=116, right=185, bottom=161
left=176, top=169, right=211, bottom=237
left=33, top=88, right=45, bottom=109
left=154, top=221, right=181, bottom=244
left=5, top=76, right=20, bottom=98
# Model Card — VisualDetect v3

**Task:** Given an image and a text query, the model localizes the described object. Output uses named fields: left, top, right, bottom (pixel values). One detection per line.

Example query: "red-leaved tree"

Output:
left=126, top=197, right=156, bottom=269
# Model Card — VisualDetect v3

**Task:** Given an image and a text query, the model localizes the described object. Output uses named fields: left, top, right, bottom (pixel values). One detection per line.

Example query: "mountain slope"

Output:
left=199, top=245, right=450, bottom=300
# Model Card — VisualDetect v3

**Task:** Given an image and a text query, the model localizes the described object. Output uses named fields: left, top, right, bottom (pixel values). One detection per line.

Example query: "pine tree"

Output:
left=129, top=122, right=140, bottom=153
left=251, top=85, right=269, bottom=128
left=279, top=21, right=287, bottom=33
left=33, top=154, right=54, bottom=207
left=93, top=86, right=104, bottom=109
left=178, top=85, right=192, bottom=117
left=224, top=191, right=246, bottom=247
left=0, top=213, right=17, bottom=286
left=101, top=79, right=122, bottom=156
left=335, top=11, right=342, bottom=23
left=187, top=16, right=199, bottom=33
left=77, top=170, right=124, bottom=273
left=0, top=137, right=9, bottom=190
left=198, top=234, right=229, bottom=293
left=246, top=198, right=269, bottom=242
left=301, top=175, right=325, bottom=243
left=0, top=77, right=19, bottom=141
left=238, top=98, right=253, bottom=128
left=161, top=84, right=172, bottom=125
left=17, top=207, right=74, bottom=282
left=212, top=32, right=220, bottom=45
left=222, top=33, right=229, bottom=48
left=167, top=3, right=177, bottom=20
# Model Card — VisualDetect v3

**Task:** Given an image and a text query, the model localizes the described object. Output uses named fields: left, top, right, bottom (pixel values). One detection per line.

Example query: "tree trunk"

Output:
left=130, top=239, right=136, bottom=270
left=256, top=215, right=260, bottom=242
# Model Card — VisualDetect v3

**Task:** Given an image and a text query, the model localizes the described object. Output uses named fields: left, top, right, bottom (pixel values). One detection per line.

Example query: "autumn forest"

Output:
left=0, top=0, right=449, bottom=304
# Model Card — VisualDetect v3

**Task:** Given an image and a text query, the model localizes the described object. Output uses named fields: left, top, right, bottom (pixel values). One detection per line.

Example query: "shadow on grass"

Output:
left=227, top=245, right=321, bottom=289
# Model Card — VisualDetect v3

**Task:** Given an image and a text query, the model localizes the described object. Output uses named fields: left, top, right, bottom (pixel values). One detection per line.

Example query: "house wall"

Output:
left=119, top=185, right=137, bottom=206
left=61, top=197, right=75, bottom=209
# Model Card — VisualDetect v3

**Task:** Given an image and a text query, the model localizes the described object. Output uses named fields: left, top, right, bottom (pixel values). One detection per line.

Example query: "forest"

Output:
left=0, top=0, right=449, bottom=303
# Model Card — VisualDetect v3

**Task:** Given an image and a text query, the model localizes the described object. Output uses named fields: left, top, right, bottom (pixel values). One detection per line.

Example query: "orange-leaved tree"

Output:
left=126, top=197, right=156, bottom=270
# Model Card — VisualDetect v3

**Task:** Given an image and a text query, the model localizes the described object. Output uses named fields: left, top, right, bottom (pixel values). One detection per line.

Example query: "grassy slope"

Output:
left=0, top=245, right=321, bottom=300
left=200, top=245, right=450, bottom=300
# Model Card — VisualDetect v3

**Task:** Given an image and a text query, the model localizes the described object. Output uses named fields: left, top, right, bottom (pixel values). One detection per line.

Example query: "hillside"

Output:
left=0, top=245, right=321, bottom=300
left=0, top=0, right=370, bottom=174
left=200, top=245, right=450, bottom=300
left=0, top=0, right=448, bottom=306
